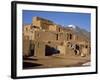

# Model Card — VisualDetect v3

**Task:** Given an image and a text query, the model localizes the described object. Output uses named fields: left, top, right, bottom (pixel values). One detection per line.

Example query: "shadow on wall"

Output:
left=23, top=62, right=42, bottom=69
left=45, top=45, right=60, bottom=56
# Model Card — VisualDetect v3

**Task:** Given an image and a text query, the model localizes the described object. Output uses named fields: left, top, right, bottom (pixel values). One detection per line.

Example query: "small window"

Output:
left=48, top=41, right=51, bottom=44
left=58, top=28, right=60, bottom=32
left=70, top=34, right=72, bottom=40
left=85, top=45, right=88, bottom=48
left=26, top=28, right=28, bottom=31
left=56, top=34, right=58, bottom=40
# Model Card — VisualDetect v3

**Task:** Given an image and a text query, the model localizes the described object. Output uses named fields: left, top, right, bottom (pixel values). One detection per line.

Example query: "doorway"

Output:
left=45, top=45, right=60, bottom=56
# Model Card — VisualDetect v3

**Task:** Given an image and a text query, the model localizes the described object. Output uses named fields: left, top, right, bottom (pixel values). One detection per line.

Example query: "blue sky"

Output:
left=23, top=10, right=91, bottom=31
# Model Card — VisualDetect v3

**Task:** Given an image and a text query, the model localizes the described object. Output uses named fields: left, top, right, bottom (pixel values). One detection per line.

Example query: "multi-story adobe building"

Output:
left=23, top=16, right=90, bottom=58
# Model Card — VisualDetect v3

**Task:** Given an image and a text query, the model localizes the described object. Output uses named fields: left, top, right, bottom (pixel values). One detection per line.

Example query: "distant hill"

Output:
left=66, top=25, right=90, bottom=40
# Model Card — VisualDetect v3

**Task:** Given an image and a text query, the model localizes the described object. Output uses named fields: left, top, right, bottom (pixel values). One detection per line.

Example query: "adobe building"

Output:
left=23, top=16, right=90, bottom=58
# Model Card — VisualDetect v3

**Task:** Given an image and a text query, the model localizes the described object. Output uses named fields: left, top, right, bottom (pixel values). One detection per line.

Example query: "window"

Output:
left=48, top=41, right=51, bottom=44
left=26, top=27, right=28, bottom=31
left=58, top=28, right=60, bottom=32
left=70, top=34, right=72, bottom=40
left=56, top=34, right=58, bottom=40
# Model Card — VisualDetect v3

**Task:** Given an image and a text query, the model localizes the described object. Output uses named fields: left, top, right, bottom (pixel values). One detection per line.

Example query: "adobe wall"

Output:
left=23, top=36, right=30, bottom=57
left=34, top=41, right=45, bottom=57
left=33, top=30, right=57, bottom=41
left=32, top=16, right=53, bottom=30
left=23, top=16, right=90, bottom=57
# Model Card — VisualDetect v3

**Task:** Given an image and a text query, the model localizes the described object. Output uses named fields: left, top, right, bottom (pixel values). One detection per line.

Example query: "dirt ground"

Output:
left=23, top=53, right=90, bottom=69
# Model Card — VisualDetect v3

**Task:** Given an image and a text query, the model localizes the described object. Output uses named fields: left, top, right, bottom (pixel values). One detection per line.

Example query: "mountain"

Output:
left=67, top=25, right=76, bottom=29
left=67, top=25, right=90, bottom=40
